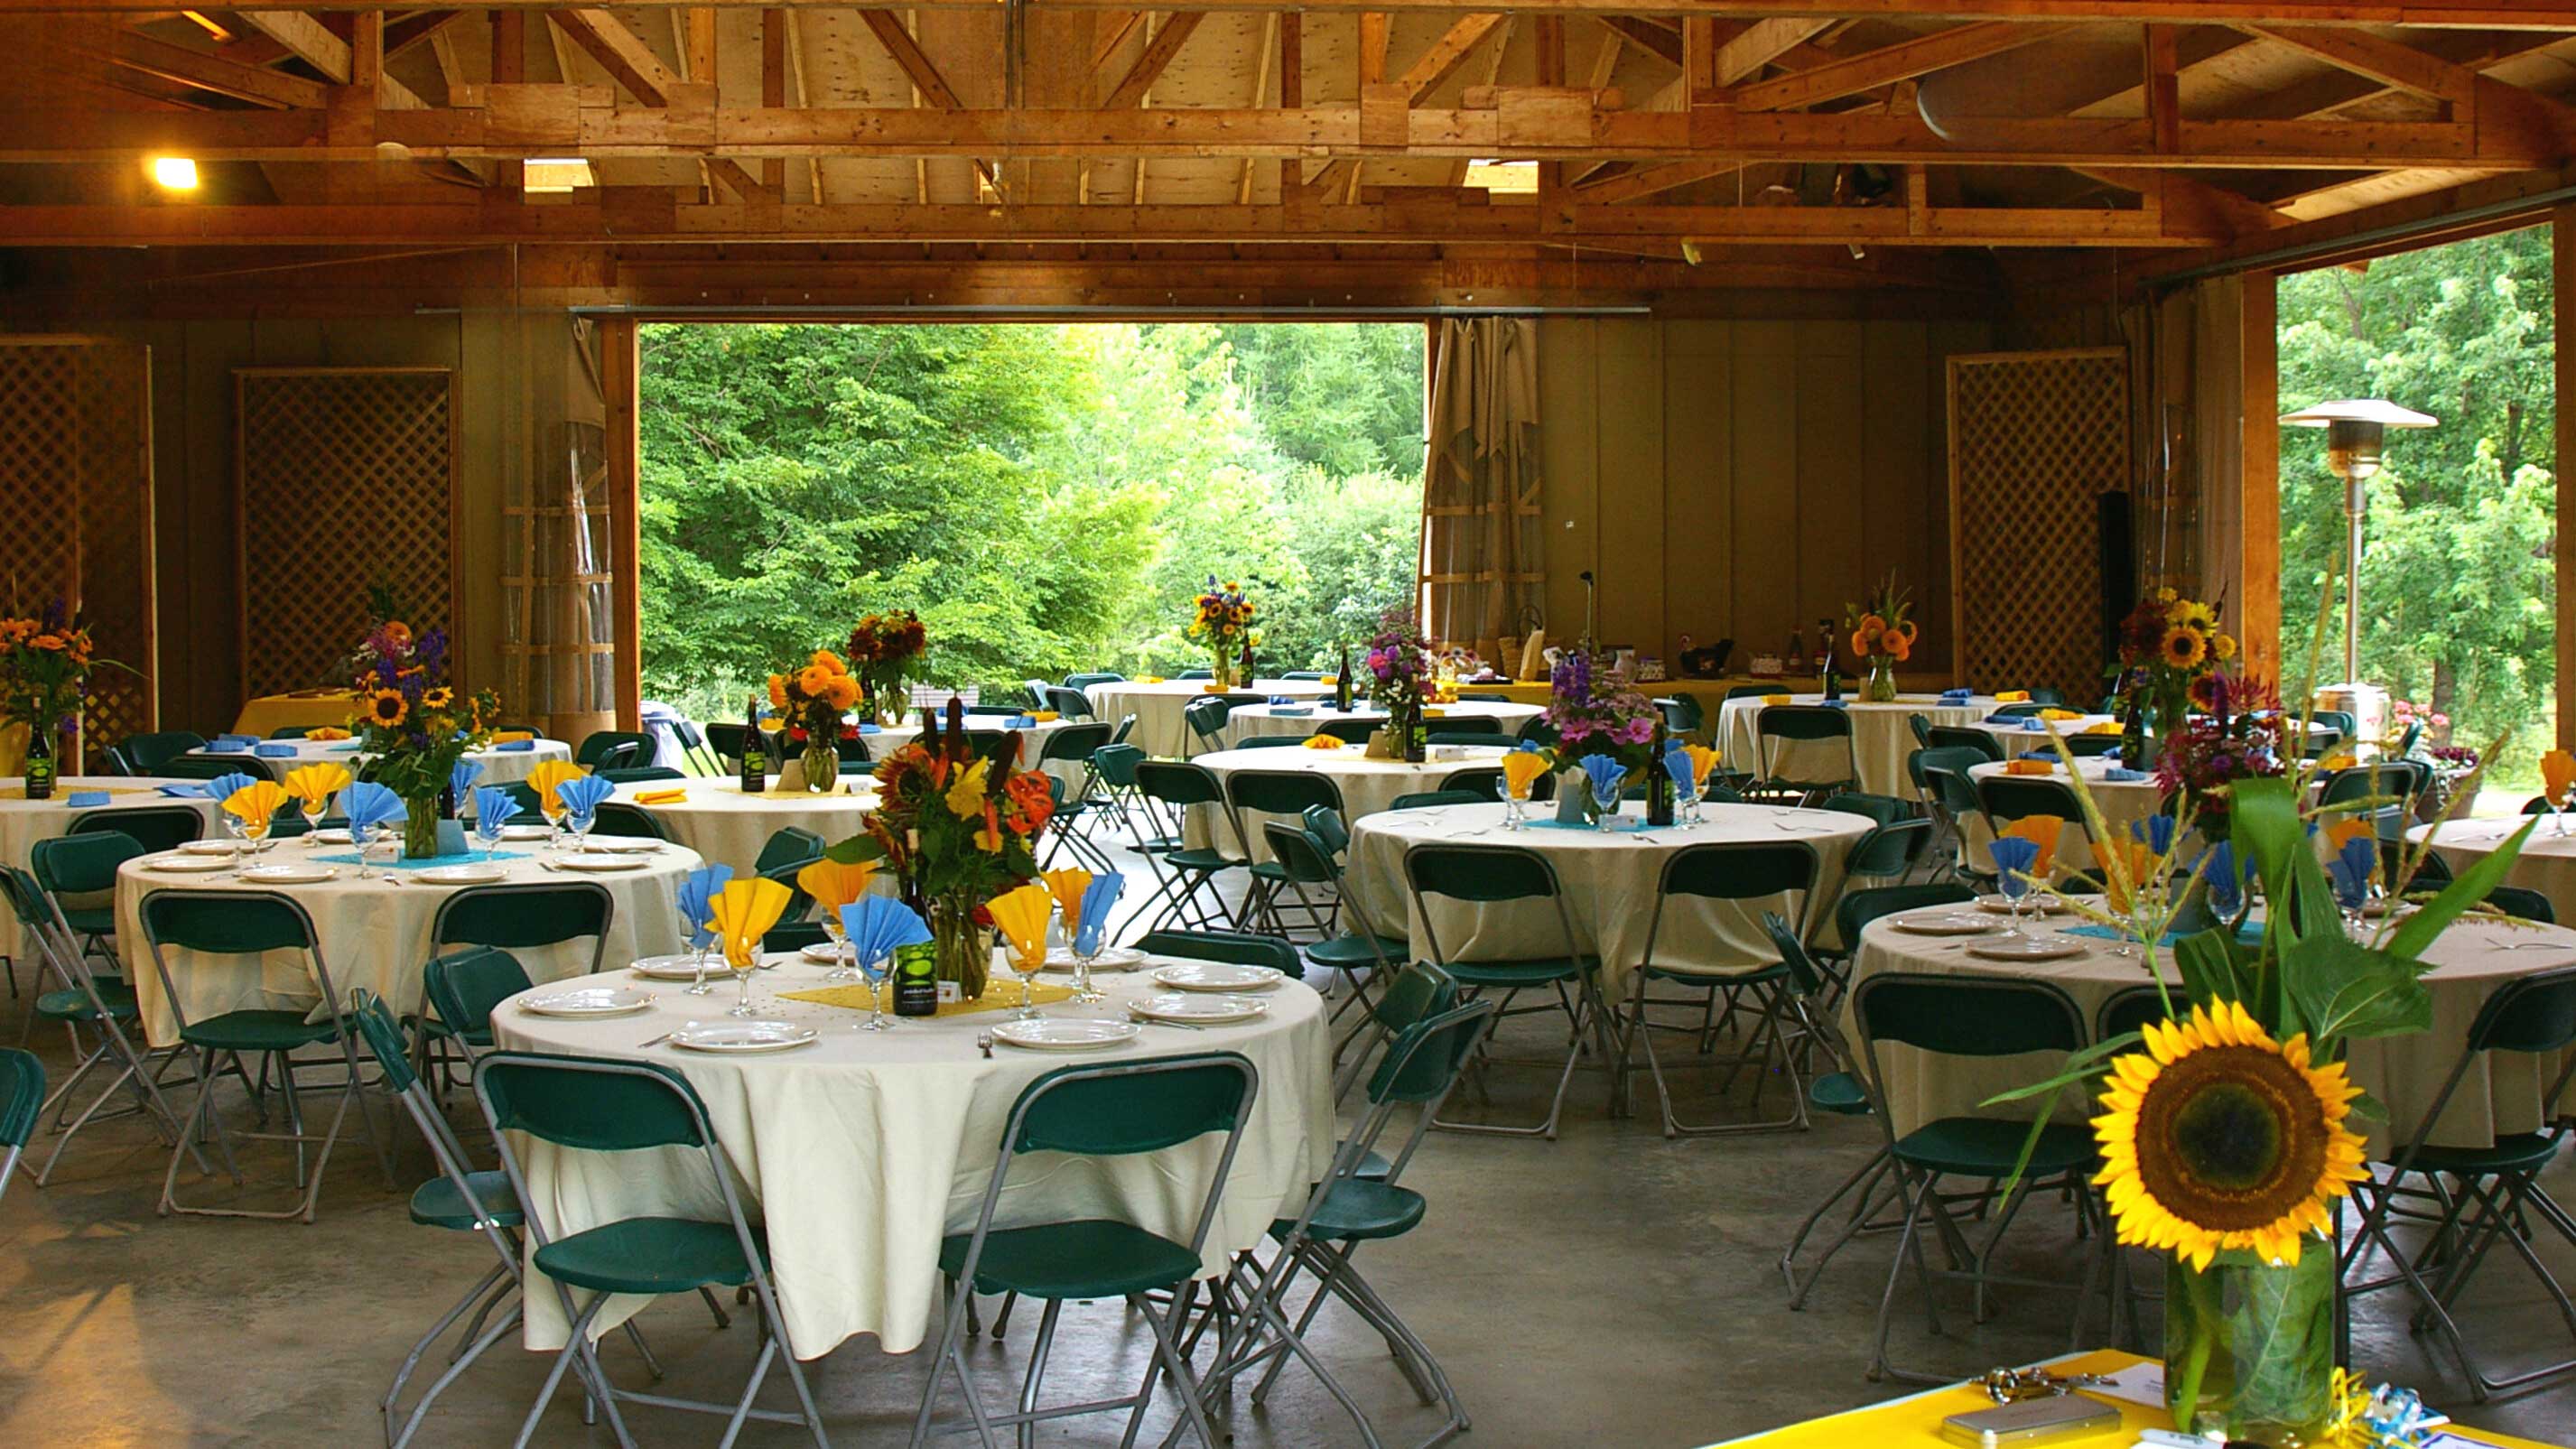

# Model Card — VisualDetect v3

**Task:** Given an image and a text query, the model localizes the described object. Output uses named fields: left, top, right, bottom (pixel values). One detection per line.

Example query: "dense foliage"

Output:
left=639, top=322, right=1425, bottom=720
left=2277, top=228, right=2555, bottom=782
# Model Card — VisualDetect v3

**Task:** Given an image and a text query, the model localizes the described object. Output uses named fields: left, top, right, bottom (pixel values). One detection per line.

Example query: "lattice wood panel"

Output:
left=237, top=367, right=456, bottom=700
left=0, top=337, right=157, bottom=765
left=1948, top=348, right=2129, bottom=701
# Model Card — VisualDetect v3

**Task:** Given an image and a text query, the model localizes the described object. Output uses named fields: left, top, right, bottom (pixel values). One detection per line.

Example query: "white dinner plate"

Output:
left=413, top=863, right=510, bottom=887
left=178, top=840, right=240, bottom=856
left=631, top=954, right=716, bottom=980
left=553, top=854, right=649, bottom=873
left=1892, top=912, right=2000, bottom=937
left=669, top=1021, right=818, bottom=1054
left=519, top=986, right=654, bottom=1018
left=1966, top=934, right=2088, bottom=962
left=237, top=863, right=336, bottom=885
left=498, top=823, right=552, bottom=841
left=1151, top=961, right=1285, bottom=993
left=144, top=854, right=235, bottom=873
left=1977, top=894, right=2069, bottom=915
left=800, top=942, right=851, bottom=964
left=991, top=1018, right=1141, bottom=1052
left=1046, top=945, right=1147, bottom=971
left=1130, top=992, right=1269, bottom=1026
left=581, top=837, right=661, bottom=855
left=305, top=828, right=354, bottom=845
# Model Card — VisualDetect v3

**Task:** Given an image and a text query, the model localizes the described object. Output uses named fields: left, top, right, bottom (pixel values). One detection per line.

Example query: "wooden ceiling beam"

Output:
left=1595, top=16, right=1679, bottom=68
left=546, top=9, right=690, bottom=106
left=1102, top=10, right=1204, bottom=107
left=1398, top=13, right=1507, bottom=103
left=1571, top=156, right=1747, bottom=203
left=97, top=28, right=334, bottom=107
left=233, top=10, right=351, bottom=81
left=2069, top=165, right=2295, bottom=236
left=15, top=1, right=2576, bottom=22
left=1715, top=18, right=1834, bottom=86
left=1734, top=22, right=2076, bottom=112
left=857, top=8, right=967, bottom=110
left=383, top=10, right=460, bottom=63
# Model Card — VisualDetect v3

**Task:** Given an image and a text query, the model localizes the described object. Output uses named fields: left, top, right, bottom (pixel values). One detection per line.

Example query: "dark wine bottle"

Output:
left=2120, top=683, right=2147, bottom=766
left=1647, top=719, right=1674, bottom=826
left=1786, top=626, right=1807, bottom=678
left=1401, top=694, right=1426, bottom=763
left=1334, top=646, right=1353, bottom=711
left=1240, top=636, right=1256, bottom=688
left=739, top=693, right=768, bottom=794
left=891, top=940, right=938, bottom=1017
left=1816, top=618, right=1837, bottom=689
left=23, top=725, right=53, bottom=801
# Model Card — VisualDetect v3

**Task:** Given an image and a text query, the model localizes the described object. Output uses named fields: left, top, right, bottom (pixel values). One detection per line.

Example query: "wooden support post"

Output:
left=762, top=7, right=786, bottom=191
left=2240, top=270, right=2282, bottom=682
left=2556, top=207, right=2576, bottom=748
left=601, top=318, right=643, bottom=732
left=1277, top=13, right=1301, bottom=200
left=489, top=9, right=525, bottom=84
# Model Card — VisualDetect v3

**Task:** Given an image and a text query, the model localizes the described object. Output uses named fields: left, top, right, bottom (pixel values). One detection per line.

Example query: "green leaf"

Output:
left=2280, top=933, right=2433, bottom=1050
left=2171, top=927, right=2247, bottom=1008
left=2347, top=1088, right=2390, bottom=1124
left=2386, top=814, right=2540, bottom=961
left=1977, top=1033, right=2142, bottom=1106
left=821, top=831, right=887, bottom=866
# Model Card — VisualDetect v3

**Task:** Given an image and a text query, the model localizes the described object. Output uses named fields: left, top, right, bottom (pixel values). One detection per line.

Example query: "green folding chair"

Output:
left=69, top=804, right=205, bottom=856
left=1435, top=766, right=1505, bottom=801
left=573, top=730, right=654, bottom=772
left=595, top=766, right=686, bottom=785
left=587, top=802, right=673, bottom=842
left=1924, top=726, right=2004, bottom=764
left=1754, top=704, right=1860, bottom=803
left=140, top=889, right=395, bottom=1222
left=120, top=730, right=208, bottom=773
left=416, top=945, right=534, bottom=1094
left=0, top=1047, right=40, bottom=1202
left=1401, top=842, right=1609, bottom=1139
left=31, top=829, right=145, bottom=967
left=1614, top=841, right=1821, bottom=1138
left=1824, top=882, right=1976, bottom=998
left=1389, top=790, right=1483, bottom=813
left=1132, top=762, right=1249, bottom=933
left=1181, top=695, right=1235, bottom=757
left=913, top=1054, right=1258, bottom=1447
left=2316, top=758, right=2432, bottom=843
left=156, top=755, right=281, bottom=784
left=1765, top=913, right=1896, bottom=1311
left=1262, top=824, right=1404, bottom=1027
left=1225, top=770, right=1346, bottom=936
left=1316, top=718, right=1381, bottom=746
left=472, top=1052, right=826, bottom=1446
left=1133, top=928, right=1303, bottom=980
left=702, top=721, right=772, bottom=773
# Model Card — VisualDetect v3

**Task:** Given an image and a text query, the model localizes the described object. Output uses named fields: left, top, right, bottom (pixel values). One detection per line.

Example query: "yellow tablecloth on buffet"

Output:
left=229, top=690, right=358, bottom=738
left=1706, top=1349, right=2563, bottom=1447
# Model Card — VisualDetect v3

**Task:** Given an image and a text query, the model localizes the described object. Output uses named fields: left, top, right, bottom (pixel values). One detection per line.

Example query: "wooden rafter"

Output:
left=1400, top=13, right=1506, bottom=103
left=1596, top=16, right=1679, bottom=68
left=98, top=28, right=332, bottom=108
left=547, top=9, right=690, bottom=107
left=1102, top=10, right=1203, bottom=107
left=1734, top=22, right=2075, bottom=112
left=1715, top=18, right=1834, bottom=86
left=23, top=0, right=2576, bottom=20
left=852, top=9, right=1001, bottom=196
left=1574, top=157, right=1748, bottom=204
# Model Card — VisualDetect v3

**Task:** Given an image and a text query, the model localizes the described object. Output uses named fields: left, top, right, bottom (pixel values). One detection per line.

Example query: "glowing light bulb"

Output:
left=150, top=156, right=200, bottom=190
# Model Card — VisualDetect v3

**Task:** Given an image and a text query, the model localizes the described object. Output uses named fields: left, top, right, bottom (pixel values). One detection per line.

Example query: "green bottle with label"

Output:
left=892, top=940, right=938, bottom=1017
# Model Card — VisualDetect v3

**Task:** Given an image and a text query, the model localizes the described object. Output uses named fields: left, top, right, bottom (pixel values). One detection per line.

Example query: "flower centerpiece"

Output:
left=1842, top=572, right=1918, bottom=702
left=1189, top=578, right=1258, bottom=689
left=1544, top=646, right=1659, bottom=821
left=2116, top=588, right=2237, bottom=748
left=1362, top=608, right=1434, bottom=763
left=2153, top=673, right=2288, bottom=844
left=832, top=699, right=1053, bottom=999
left=767, top=648, right=861, bottom=792
left=0, top=600, right=123, bottom=779
left=845, top=610, right=928, bottom=726
left=345, top=621, right=501, bottom=858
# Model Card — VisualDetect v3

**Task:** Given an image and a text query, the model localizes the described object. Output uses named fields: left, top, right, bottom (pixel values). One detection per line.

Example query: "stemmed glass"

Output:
left=1502, top=773, right=1530, bottom=830
left=349, top=819, right=380, bottom=879
left=241, top=807, right=274, bottom=860
left=1069, top=932, right=1107, bottom=1005
left=565, top=805, right=598, bottom=856
left=1590, top=770, right=1625, bottom=833
left=473, top=808, right=507, bottom=865
left=2555, top=785, right=2571, bottom=837
left=821, top=913, right=856, bottom=984
left=1671, top=765, right=1701, bottom=826
left=2332, top=868, right=2369, bottom=938
left=1997, top=861, right=2032, bottom=938
left=851, top=948, right=893, bottom=1031
left=219, top=812, right=249, bottom=866
left=1010, top=949, right=1046, bottom=1019
left=300, top=793, right=329, bottom=844
left=538, top=792, right=567, bottom=851
left=729, top=943, right=762, bottom=1017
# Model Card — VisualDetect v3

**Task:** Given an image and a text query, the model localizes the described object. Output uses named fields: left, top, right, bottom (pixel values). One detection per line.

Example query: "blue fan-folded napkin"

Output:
left=2328, top=835, right=2378, bottom=910
left=253, top=743, right=296, bottom=758
left=470, top=785, right=520, bottom=829
left=450, top=760, right=485, bottom=800
left=1662, top=744, right=1698, bottom=801
left=1989, top=836, right=2041, bottom=894
left=491, top=740, right=535, bottom=753
left=66, top=790, right=111, bottom=808
left=1579, top=754, right=1628, bottom=811
left=1074, top=871, right=1127, bottom=956
left=341, top=782, right=406, bottom=831
left=2103, top=768, right=2149, bottom=783
left=555, top=773, right=613, bottom=825
left=2128, top=814, right=2177, bottom=854
left=840, top=895, right=932, bottom=968
left=156, top=784, right=205, bottom=798
left=2202, top=841, right=2247, bottom=918
left=678, top=864, right=735, bottom=952
left=200, top=771, right=259, bottom=805
left=1004, top=714, right=1036, bottom=729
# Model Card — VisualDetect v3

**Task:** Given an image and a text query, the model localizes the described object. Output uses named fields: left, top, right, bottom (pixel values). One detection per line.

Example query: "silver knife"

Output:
left=636, top=1032, right=674, bottom=1049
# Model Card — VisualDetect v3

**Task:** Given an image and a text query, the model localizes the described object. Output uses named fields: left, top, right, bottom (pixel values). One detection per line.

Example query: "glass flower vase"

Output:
left=2164, top=1249, right=2336, bottom=1444
left=929, top=895, right=990, bottom=1000
left=800, top=744, right=839, bottom=794
left=1213, top=652, right=1238, bottom=690
left=1862, top=655, right=1899, bottom=702
left=402, top=794, right=443, bottom=859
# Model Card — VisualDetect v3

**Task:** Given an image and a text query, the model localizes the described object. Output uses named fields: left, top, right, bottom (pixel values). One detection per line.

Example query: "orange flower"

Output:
left=809, top=648, right=846, bottom=673
left=382, top=621, right=413, bottom=650
left=767, top=673, right=789, bottom=710
left=1849, top=629, right=1874, bottom=658
left=1859, top=613, right=1887, bottom=636
left=1887, top=632, right=1912, bottom=663
left=1899, top=619, right=1919, bottom=642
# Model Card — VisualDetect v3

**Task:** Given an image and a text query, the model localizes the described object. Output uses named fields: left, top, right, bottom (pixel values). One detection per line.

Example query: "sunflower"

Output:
left=423, top=686, right=453, bottom=711
left=367, top=689, right=410, bottom=728
left=2093, top=1001, right=2369, bottom=1270
left=795, top=664, right=832, bottom=697
left=2212, top=633, right=2238, bottom=662
left=767, top=673, right=789, bottom=710
left=810, top=648, right=846, bottom=673
left=2160, top=626, right=2209, bottom=671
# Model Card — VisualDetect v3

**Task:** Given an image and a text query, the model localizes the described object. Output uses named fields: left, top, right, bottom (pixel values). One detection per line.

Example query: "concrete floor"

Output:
left=5, top=834, right=2575, bottom=1446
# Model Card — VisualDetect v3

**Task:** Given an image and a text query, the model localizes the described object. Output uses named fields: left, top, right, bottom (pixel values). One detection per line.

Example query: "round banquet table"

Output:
left=490, top=953, right=1334, bottom=1358
left=1082, top=679, right=1334, bottom=758
left=1343, top=800, right=1875, bottom=998
left=115, top=841, right=698, bottom=1048
left=1, top=776, right=222, bottom=958
left=1850, top=907, right=2576, bottom=1152
left=2411, top=815, right=2576, bottom=926
left=1961, top=757, right=2172, bottom=873
left=612, top=778, right=879, bottom=876
left=1966, top=712, right=2118, bottom=750
left=229, top=689, right=362, bottom=738
left=772, top=720, right=1089, bottom=794
left=186, top=738, right=574, bottom=788
left=1220, top=700, right=1543, bottom=748
left=1183, top=743, right=1512, bottom=865
left=1716, top=693, right=1993, bottom=798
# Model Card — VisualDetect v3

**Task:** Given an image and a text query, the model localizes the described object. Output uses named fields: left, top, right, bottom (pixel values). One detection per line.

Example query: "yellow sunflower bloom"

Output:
left=810, top=648, right=846, bottom=673
left=944, top=757, right=991, bottom=819
left=2212, top=633, right=2238, bottom=662
left=367, top=689, right=409, bottom=728
left=2092, top=1001, right=2370, bottom=1271
left=423, top=686, right=452, bottom=711
left=767, top=673, right=790, bottom=710
left=2160, top=626, right=2209, bottom=671
left=795, top=664, right=832, bottom=697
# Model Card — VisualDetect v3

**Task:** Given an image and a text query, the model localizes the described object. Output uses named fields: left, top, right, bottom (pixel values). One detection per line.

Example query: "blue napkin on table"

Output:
left=1663, top=743, right=1698, bottom=802
left=1268, top=695, right=1295, bottom=705
left=1816, top=698, right=1848, bottom=711
left=253, top=743, right=296, bottom=758
left=2328, top=836, right=2377, bottom=910
left=840, top=896, right=931, bottom=968
left=556, top=774, right=612, bottom=827
left=1004, top=714, right=1037, bottom=729
left=491, top=739, right=535, bottom=753
left=341, top=782, right=405, bottom=831
left=678, top=864, right=735, bottom=952
left=2202, top=841, right=2248, bottom=918
left=1938, top=689, right=1974, bottom=703
left=1074, top=872, right=1127, bottom=956
left=66, top=790, right=111, bottom=808
left=450, top=759, right=484, bottom=801
left=1270, top=704, right=1314, bottom=717
left=2017, top=750, right=2060, bottom=762
left=858, top=723, right=883, bottom=735
left=2129, top=814, right=2177, bottom=854
left=156, top=784, right=206, bottom=798
left=214, top=733, right=258, bottom=748
left=1990, top=836, right=2040, bottom=895
left=1579, top=754, right=1627, bottom=811
left=205, top=741, right=249, bottom=755
left=470, top=785, right=520, bottom=829
left=2104, top=767, right=2149, bottom=783
left=1980, top=714, right=2025, bottom=728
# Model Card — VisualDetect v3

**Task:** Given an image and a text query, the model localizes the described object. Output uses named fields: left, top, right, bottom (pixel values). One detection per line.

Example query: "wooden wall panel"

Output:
left=1729, top=321, right=1801, bottom=661
left=1537, top=318, right=1599, bottom=646
left=1796, top=322, right=1868, bottom=648
left=1863, top=320, right=1934, bottom=655
left=1594, top=318, right=1666, bottom=653
left=1661, top=320, right=1732, bottom=662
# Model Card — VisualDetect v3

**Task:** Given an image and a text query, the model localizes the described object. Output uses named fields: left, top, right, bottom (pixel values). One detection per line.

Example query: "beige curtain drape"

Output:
left=1418, top=317, right=1542, bottom=656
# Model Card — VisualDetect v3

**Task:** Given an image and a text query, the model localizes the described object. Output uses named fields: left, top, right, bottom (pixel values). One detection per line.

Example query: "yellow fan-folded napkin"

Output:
left=223, top=780, right=287, bottom=824
left=2546, top=748, right=2576, bottom=806
left=635, top=788, right=687, bottom=805
left=2079, top=721, right=2124, bottom=737
left=2038, top=708, right=2083, bottom=722
left=2089, top=841, right=2161, bottom=915
left=796, top=857, right=879, bottom=914
left=2319, top=752, right=2358, bottom=773
left=1500, top=750, right=1551, bottom=798
left=988, top=883, right=1054, bottom=971
left=282, top=762, right=350, bottom=811
left=1684, top=743, right=1723, bottom=785
left=1042, top=868, right=1093, bottom=930
left=527, top=760, right=585, bottom=814
left=2004, top=758, right=2056, bottom=776
left=1031, top=710, right=1061, bottom=723
left=1302, top=735, right=1344, bottom=751
left=1762, top=693, right=1792, bottom=706
left=1141, top=676, right=1166, bottom=684
left=1422, top=707, right=1447, bottom=719
left=710, top=878, right=791, bottom=969
left=488, top=729, right=536, bottom=745
left=1995, top=690, right=2031, bottom=702
left=305, top=727, right=352, bottom=742
left=1999, top=815, right=2064, bottom=878
left=2322, top=816, right=2374, bottom=853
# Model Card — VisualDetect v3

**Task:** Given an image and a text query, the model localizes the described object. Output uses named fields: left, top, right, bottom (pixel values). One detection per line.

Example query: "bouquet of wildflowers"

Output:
left=1363, top=608, right=1434, bottom=757
left=346, top=621, right=500, bottom=806
left=845, top=610, right=927, bottom=722
left=768, top=648, right=862, bottom=749
left=1545, top=646, right=1658, bottom=770
left=0, top=599, right=123, bottom=742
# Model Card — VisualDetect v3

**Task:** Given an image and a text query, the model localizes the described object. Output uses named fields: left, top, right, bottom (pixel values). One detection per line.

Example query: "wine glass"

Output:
left=1996, top=859, right=2032, bottom=938
left=1011, top=948, right=1046, bottom=1019
left=299, top=793, right=329, bottom=844
left=565, top=805, right=598, bottom=855
left=1589, top=769, right=1625, bottom=832
left=219, top=812, right=248, bottom=865
left=1502, top=769, right=1531, bottom=830
left=241, top=806, right=274, bottom=859
left=349, top=818, right=379, bottom=879
left=729, top=943, right=762, bottom=1017
left=473, top=807, right=507, bottom=865
left=851, top=948, right=893, bottom=1031
left=538, top=791, right=567, bottom=850
left=821, top=912, right=855, bottom=984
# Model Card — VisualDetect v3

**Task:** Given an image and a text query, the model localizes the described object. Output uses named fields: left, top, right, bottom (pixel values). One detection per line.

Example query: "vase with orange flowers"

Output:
left=846, top=610, right=928, bottom=726
left=1843, top=573, right=1917, bottom=703
left=768, top=648, right=863, bottom=793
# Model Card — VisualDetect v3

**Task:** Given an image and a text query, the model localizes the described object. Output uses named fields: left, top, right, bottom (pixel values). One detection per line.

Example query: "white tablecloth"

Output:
left=1716, top=694, right=1991, bottom=798
left=492, top=958, right=1334, bottom=1357
left=116, top=843, right=697, bottom=1046
left=1961, top=757, right=2172, bottom=874
left=1851, top=908, right=2576, bottom=1152
left=1220, top=701, right=1543, bottom=748
left=1344, top=801, right=1874, bottom=997
left=1966, top=713, right=2119, bottom=749
left=1, top=776, right=222, bottom=957
left=1082, top=680, right=1334, bottom=758
left=186, top=738, right=575, bottom=788
left=2412, top=815, right=2576, bottom=924
left=1183, top=745, right=1512, bottom=865
left=613, top=779, right=878, bottom=877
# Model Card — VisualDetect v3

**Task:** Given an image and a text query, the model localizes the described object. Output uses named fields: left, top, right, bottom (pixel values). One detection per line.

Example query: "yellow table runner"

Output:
left=1706, top=1351, right=2565, bottom=1447
left=2, top=785, right=156, bottom=801
left=781, top=980, right=1076, bottom=1018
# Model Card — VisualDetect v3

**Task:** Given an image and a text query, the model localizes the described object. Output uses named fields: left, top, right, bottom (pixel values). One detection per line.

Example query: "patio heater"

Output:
left=2278, top=399, right=2437, bottom=687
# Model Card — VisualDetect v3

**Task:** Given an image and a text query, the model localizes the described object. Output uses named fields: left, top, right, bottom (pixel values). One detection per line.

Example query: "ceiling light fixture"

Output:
left=148, top=156, right=199, bottom=191
left=522, top=158, right=597, bottom=194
